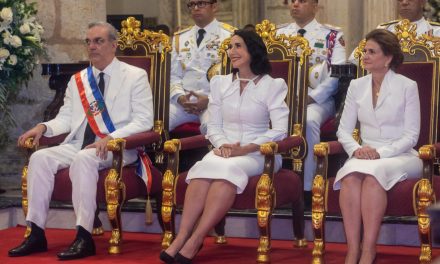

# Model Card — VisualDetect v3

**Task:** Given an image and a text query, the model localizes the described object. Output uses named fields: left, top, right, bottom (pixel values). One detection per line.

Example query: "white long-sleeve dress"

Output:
left=334, top=70, right=422, bottom=190
left=186, top=73, right=289, bottom=194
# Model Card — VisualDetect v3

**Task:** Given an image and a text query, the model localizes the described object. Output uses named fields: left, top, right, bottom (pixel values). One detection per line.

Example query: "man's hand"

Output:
left=178, top=93, right=195, bottom=113
left=183, top=91, right=209, bottom=115
left=213, top=142, right=259, bottom=158
left=17, top=124, right=47, bottom=147
left=85, top=135, right=113, bottom=160
left=353, top=145, right=380, bottom=160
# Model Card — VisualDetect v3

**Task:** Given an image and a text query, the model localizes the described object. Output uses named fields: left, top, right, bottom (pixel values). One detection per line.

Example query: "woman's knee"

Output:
left=341, top=173, right=364, bottom=188
left=362, top=175, right=384, bottom=190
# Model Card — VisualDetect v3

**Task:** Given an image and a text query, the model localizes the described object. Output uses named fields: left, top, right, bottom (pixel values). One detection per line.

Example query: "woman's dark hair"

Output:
left=365, top=29, right=404, bottom=70
left=231, top=29, right=271, bottom=75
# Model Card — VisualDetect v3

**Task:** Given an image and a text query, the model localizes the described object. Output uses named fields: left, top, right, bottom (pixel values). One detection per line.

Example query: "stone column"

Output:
left=264, top=1, right=291, bottom=26
left=316, top=0, right=364, bottom=59
left=363, top=0, right=397, bottom=34
left=231, top=0, right=259, bottom=28
left=158, top=0, right=176, bottom=32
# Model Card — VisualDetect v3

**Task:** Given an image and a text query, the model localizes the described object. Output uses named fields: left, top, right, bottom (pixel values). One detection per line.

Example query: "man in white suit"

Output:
left=169, top=0, right=234, bottom=134
left=8, top=22, right=153, bottom=260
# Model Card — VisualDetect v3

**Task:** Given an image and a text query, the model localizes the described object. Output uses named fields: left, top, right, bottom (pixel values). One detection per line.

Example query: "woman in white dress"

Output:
left=160, top=29, right=289, bottom=264
left=335, top=29, right=422, bottom=264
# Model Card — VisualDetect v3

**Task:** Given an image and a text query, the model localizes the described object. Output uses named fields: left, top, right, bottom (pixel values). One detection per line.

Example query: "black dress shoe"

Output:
left=159, top=251, right=175, bottom=264
left=57, top=237, right=95, bottom=260
left=8, top=235, right=48, bottom=257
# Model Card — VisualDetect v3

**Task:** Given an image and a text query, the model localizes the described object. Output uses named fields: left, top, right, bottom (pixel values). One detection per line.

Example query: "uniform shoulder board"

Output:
left=377, top=19, right=400, bottom=29
left=276, top=23, right=289, bottom=30
left=174, top=26, right=192, bottom=36
left=428, top=21, right=440, bottom=27
left=220, top=22, right=236, bottom=33
left=322, top=23, right=341, bottom=31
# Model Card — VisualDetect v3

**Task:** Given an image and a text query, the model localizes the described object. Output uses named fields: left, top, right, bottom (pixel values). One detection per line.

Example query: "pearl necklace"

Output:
left=236, top=73, right=259, bottom=83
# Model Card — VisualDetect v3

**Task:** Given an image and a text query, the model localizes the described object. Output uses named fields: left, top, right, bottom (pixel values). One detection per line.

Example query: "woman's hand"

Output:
left=353, top=145, right=380, bottom=160
left=213, top=143, right=259, bottom=158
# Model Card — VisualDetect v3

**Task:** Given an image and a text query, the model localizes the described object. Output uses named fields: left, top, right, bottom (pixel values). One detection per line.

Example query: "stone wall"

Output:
left=0, top=0, right=106, bottom=188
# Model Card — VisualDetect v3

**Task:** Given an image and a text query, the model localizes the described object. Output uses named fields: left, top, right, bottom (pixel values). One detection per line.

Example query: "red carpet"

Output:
left=0, top=226, right=438, bottom=263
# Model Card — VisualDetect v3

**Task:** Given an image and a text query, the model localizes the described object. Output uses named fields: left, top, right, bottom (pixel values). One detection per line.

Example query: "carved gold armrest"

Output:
left=419, top=144, right=438, bottom=181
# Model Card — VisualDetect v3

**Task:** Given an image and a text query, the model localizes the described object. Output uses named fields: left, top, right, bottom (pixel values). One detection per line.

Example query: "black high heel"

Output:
left=174, top=243, right=203, bottom=264
left=159, top=251, right=175, bottom=264
left=175, top=252, right=192, bottom=264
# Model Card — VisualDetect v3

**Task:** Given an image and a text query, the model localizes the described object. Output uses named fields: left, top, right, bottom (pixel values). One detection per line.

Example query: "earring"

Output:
left=384, top=63, right=388, bottom=68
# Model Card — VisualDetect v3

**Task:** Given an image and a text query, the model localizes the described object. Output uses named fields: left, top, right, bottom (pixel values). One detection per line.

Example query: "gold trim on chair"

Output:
left=161, top=139, right=181, bottom=249
left=105, top=138, right=126, bottom=254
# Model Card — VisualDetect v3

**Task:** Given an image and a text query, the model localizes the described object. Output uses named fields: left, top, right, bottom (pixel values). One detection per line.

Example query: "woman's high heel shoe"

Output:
left=175, top=252, right=192, bottom=264
left=159, top=251, right=175, bottom=264
left=174, top=243, right=203, bottom=264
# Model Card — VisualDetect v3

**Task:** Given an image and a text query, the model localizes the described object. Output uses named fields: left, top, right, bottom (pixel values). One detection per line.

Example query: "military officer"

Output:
left=379, top=0, right=440, bottom=37
left=169, top=0, right=235, bottom=134
left=277, top=0, right=346, bottom=197
left=349, top=0, right=440, bottom=63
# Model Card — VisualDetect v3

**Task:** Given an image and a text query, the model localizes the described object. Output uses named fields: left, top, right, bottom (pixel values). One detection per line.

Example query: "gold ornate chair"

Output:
left=160, top=20, right=312, bottom=263
left=311, top=20, right=440, bottom=264
left=19, top=17, right=171, bottom=254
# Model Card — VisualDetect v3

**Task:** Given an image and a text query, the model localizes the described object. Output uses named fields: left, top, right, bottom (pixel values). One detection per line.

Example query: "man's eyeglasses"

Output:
left=84, top=37, right=108, bottom=46
left=187, top=1, right=214, bottom=10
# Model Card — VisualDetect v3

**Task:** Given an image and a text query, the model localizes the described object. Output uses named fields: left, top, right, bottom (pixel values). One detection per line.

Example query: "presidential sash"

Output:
left=75, top=67, right=115, bottom=138
left=74, top=67, right=153, bottom=195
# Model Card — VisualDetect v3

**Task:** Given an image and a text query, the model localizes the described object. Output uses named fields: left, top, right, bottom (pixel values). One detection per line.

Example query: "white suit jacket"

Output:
left=43, top=58, right=154, bottom=143
left=337, top=70, right=420, bottom=158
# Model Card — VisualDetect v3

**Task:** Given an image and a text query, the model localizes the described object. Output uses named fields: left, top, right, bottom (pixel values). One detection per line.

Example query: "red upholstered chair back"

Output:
left=396, top=61, right=438, bottom=150
left=116, top=17, right=171, bottom=136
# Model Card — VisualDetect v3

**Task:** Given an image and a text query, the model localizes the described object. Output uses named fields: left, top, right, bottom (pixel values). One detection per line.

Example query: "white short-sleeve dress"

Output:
left=333, top=70, right=423, bottom=190
left=186, top=74, right=289, bottom=194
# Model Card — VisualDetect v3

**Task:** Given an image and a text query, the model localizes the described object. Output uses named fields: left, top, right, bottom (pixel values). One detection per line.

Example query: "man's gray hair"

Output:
left=88, top=21, right=118, bottom=41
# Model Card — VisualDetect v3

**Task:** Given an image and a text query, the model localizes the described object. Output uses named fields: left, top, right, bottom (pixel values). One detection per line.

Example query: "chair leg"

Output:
left=292, top=196, right=307, bottom=248
left=105, top=170, right=126, bottom=254
left=92, top=206, right=104, bottom=236
left=161, top=170, right=176, bottom=249
left=416, top=179, right=433, bottom=264
left=21, top=165, right=32, bottom=238
left=256, top=174, right=273, bottom=263
left=312, top=175, right=326, bottom=264
left=214, top=217, right=227, bottom=244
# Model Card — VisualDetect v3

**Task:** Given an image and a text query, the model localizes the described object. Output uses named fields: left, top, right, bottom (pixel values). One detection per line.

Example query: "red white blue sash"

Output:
left=75, top=67, right=153, bottom=194
left=74, top=67, right=115, bottom=137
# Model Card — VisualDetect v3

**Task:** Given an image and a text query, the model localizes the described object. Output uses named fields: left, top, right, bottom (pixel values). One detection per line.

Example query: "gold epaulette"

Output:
left=220, top=22, right=236, bottom=33
left=322, top=23, right=341, bottom=31
left=428, top=21, right=440, bottom=27
left=377, top=19, right=400, bottom=29
left=174, top=26, right=192, bottom=36
left=276, top=22, right=290, bottom=30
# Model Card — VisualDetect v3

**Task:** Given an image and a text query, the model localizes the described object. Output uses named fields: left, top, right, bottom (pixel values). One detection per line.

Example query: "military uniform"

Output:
left=169, top=19, right=234, bottom=134
left=277, top=19, right=346, bottom=191
left=378, top=17, right=440, bottom=37
left=349, top=17, right=440, bottom=63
